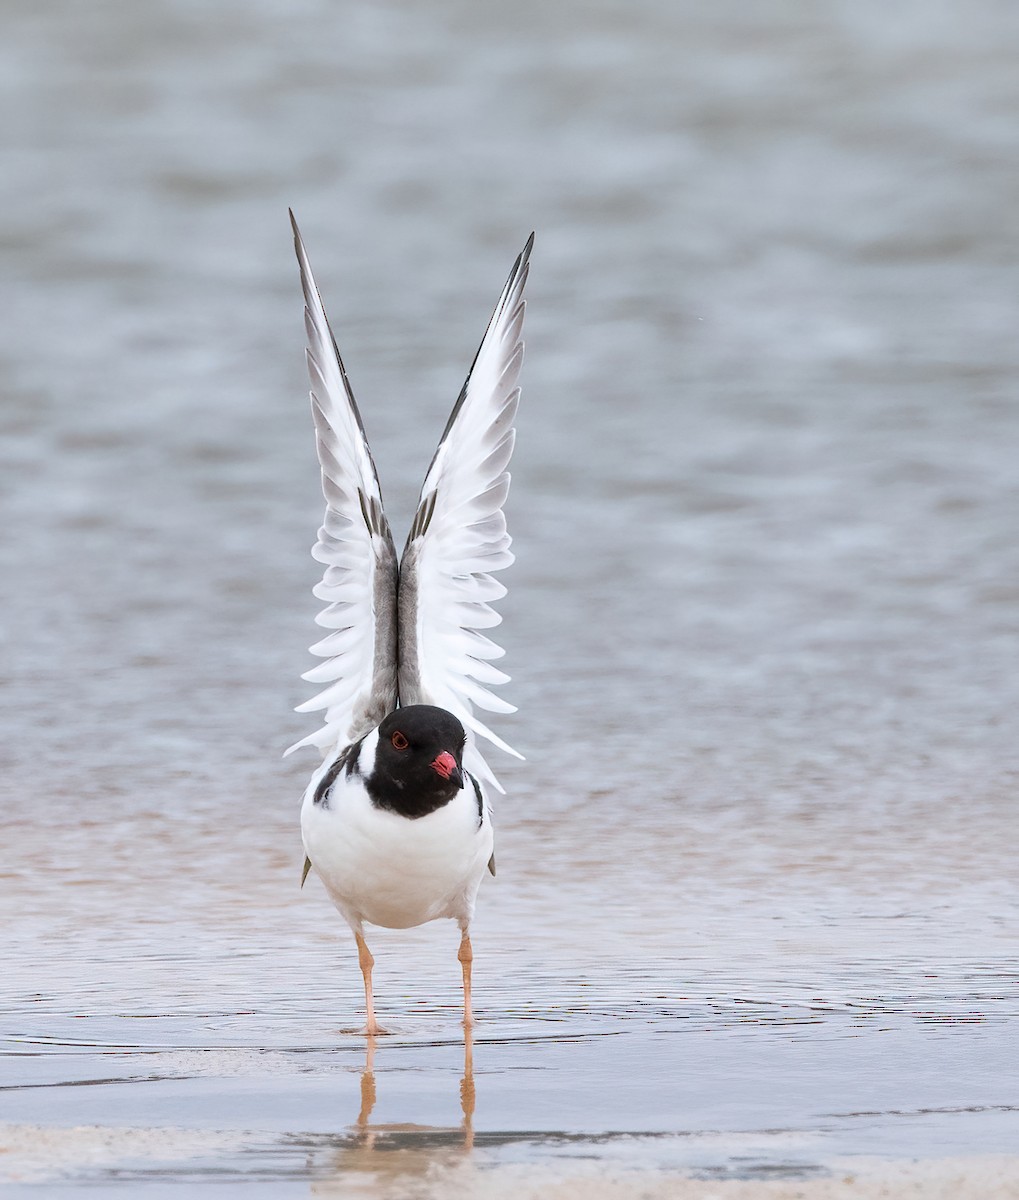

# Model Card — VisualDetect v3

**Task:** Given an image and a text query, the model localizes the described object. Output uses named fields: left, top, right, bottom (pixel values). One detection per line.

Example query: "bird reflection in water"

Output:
left=310, top=1029, right=476, bottom=1194
left=357, top=1030, right=475, bottom=1148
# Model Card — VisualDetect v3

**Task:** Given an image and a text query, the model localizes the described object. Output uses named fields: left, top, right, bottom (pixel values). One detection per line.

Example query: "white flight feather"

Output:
left=285, top=213, right=398, bottom=758
left=286, top=216, right=531, bottom=793
left=399, top=235, right=532, bottom=792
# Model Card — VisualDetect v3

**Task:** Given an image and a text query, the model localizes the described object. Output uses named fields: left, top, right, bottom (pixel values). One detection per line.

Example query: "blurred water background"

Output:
left=1, top=0, right=1018, bottom=1193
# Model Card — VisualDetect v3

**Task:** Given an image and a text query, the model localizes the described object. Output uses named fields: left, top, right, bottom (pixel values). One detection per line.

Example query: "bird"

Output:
left=287, top=211, right=532, bottom=1036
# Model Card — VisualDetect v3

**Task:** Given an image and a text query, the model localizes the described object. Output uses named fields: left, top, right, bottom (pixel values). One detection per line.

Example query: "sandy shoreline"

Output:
left=3, top=1123, right=1019, bottom=1198
left=368, top=1157, right=1019, bottom=1200
left=404, top=1158, right=1019, bottom=1200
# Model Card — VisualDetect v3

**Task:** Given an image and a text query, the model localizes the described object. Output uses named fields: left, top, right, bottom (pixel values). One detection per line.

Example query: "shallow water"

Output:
left=2, top=0, right=1018, bottom=1193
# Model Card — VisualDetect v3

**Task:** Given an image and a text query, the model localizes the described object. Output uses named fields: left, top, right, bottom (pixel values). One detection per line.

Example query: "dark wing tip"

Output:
left=517, top=232, right=535, bottom=273
left=510, top=232, right=535, bottom=285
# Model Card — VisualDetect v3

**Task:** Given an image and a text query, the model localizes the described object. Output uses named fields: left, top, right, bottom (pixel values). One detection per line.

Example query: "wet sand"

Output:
left=3, top=917, right=1018, bottom=1193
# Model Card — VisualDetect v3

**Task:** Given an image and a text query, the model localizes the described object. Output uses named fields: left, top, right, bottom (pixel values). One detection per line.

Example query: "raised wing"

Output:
left=286, top=212, right=399, bottom=758
left=398, top=234, right=533, bottom=792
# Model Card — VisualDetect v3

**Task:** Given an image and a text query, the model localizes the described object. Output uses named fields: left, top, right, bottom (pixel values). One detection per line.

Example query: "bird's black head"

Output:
left=367, top=705, right=467, bottom=818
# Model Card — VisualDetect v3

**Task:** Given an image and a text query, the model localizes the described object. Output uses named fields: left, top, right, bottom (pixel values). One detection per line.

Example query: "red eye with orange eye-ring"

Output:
left=391, top=731, right=409, bottom=750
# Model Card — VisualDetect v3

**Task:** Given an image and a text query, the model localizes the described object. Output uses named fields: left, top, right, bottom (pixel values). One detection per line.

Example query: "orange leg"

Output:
left=458, top=928, right=475, bottom=1028
left=355, top=931, right=383, bottom=1037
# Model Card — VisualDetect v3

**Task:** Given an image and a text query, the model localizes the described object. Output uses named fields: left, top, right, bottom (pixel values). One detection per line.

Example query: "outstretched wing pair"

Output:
left=286, top=213, right=532, bottom=794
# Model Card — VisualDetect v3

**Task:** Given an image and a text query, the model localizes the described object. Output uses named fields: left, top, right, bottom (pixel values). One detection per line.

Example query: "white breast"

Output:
left=301, top=734, right=494, bottom=931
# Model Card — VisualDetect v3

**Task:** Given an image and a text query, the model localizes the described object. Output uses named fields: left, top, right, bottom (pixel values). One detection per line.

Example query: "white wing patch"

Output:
left=286, top=213, right=399, bottom=758
left=397, top=235, right=532, bottom=792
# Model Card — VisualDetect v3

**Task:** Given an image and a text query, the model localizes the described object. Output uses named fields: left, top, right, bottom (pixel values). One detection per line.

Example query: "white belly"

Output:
left=301, top=773, right=494, bottom=930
